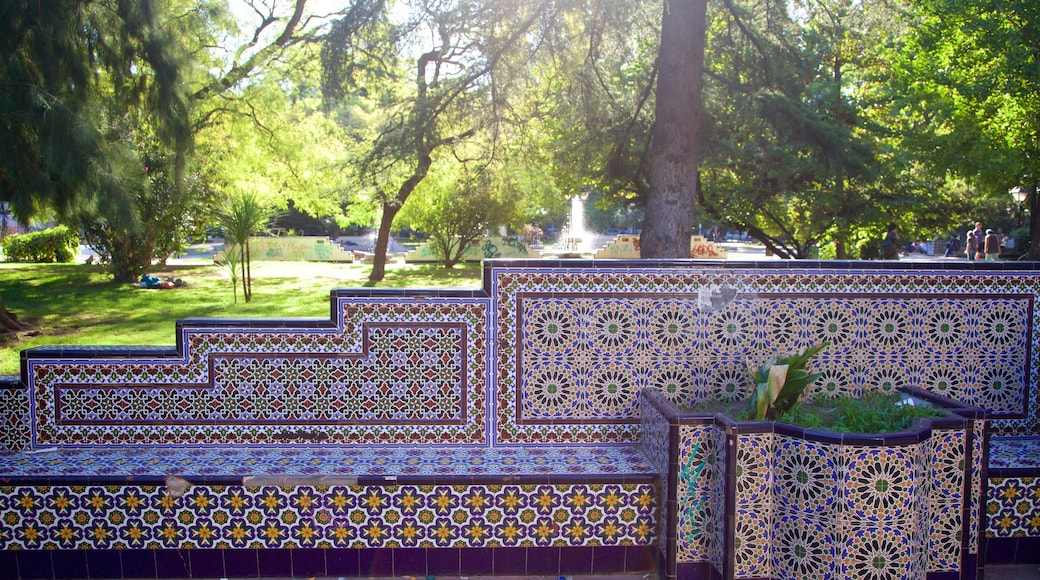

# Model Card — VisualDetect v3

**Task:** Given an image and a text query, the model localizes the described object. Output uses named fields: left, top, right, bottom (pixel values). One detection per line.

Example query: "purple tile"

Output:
left=52, top=549, right=88, bottom=580
left=428, top=547, right=460, bottom=575
left=559, top=545, right=594, bottom=575
left=985, top=538, right=1018, bottom=564
left=360, top=548, right=394, bottom=577
left=591, top=545, right=627, bottom=573
left=326, top=548, right=360, bottom=577
left=493, top=546, right=527, bottom=575
left=120, top=549, right=156, bottom=579
left=155, top=549, right=191, bottom=578
left=625, top=544, right=656, bottom=572
left=17, top=550, right=54, bottom=580
left=188, top=549, right=224, bottom=578
left=0, top=551, right=19, bottom=580
left=291, top=548, right=326, bottom=577
left=223, top=548, right=258, bottom=577
left=526, top=546, right=560, bottom=575
left=85, top=549, right=123, bottom=579
left=392, top=547, right=426, bottom=576
left=1016, top=537, right=1040, bottom=564
left=459, top=547, right=494, bottom=575
left=257, top=548, right=292, bottom=577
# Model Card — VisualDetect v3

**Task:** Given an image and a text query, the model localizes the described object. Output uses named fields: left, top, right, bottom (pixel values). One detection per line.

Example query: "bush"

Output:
left=0, top=226, right=80, bottom=263
left=781, top=391, right=946, bottom=433
left=1011, top=227, right=1030, bottom=256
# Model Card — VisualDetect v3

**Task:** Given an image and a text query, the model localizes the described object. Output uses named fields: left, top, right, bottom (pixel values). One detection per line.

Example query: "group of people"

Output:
left=963, top=222, right=1003, bottom=262
left=884, top=221, right=1005, bottom=261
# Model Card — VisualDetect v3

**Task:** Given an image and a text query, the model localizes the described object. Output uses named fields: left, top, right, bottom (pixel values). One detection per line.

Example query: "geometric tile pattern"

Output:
left=494, top=265, right=1035, bottom=444
left=0, top=481, right=657, bottom=550
left=10, top=265, right=1039, bottom=452
left=645, top=386, right=982, bottom=579
left=989, top=437, right=1040, bottom=470
left=25, top=300, right=489, bottom=448
left=0, top=445, right=657, bottom=479
left=751, top=435, right=936, bottom=578
left=675, top=423, right=724, bottom=569
left=987, top=476, right=1040, bottom=538
left=3, top=260, right=1040, bottom=574
left=0, top=384, right=30, bottom=451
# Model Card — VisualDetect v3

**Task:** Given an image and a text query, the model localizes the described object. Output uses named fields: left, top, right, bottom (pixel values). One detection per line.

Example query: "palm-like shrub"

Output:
left=216, top=191, right=277, bottom=302
left=746, top=341, right=829, bottom=421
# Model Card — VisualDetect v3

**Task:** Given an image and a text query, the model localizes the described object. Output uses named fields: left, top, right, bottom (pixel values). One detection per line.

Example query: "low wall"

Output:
left=214, top=236, right=354, bottom=262
left=2, top=259, right=1040, bottom=578
left=403, top=236, right=538, bottom=263
left=6, top=260, right=1036, bottom=451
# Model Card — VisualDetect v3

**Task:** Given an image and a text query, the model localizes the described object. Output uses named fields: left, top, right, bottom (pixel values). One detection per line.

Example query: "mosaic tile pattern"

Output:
left=989, top=437, right=1040, bottom=470
left=674, top=423, right=724, bottom=569
left=10, top=265, right=1039, bottom=453
left=645, top=391, right=979, bottom=578
left=969, top=420, right=987, bottom=553
left=734, top=432, right=774, bottom=578
left=987, top=476, right=1040, bottom=538
left=4, top=262, right=1040, bottom=574
left=494, top=267, right=1035, bottom=444
left=26, top=301, right=488, bottom=448
left=0, top=385, right=30, bottom=451
left=0, top=481, right=657, bottom=551
left=0, top=446, right=657, bottom=479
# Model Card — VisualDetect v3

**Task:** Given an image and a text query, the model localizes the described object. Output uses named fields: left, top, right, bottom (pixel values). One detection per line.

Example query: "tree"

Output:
left=0, top=0, right=191, bottom=335
left=885, top=0, right=1040, bottom=257
left=189, top=0, right=359, bottom=223
left=216, top=190, right=279, bottom=302
left=683, top=0, right=889, bottom=259
left=399, top=164, right=514, bottom=269
left=323, top=0, right=552, bottom=282
left=640, top=0, right=710, bottom=258
left=77, top=115, right=215, bottom=282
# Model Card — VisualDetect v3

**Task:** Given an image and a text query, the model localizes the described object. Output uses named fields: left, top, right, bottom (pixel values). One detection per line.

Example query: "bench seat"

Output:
left=0, top=444, right=658, bottom=483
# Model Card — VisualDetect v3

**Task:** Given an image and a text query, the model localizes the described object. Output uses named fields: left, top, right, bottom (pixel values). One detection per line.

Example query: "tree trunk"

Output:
left=1029, top=183, right=1040, bottom=261
left=370, top=208, right=400, bottom=282
left=0, top=298, right=33, bottom=335
left=244, top=239, right=253, bottom=302
left=640, top=0, right=709, bottom=259
left=369, top=155, right=433, bottom=283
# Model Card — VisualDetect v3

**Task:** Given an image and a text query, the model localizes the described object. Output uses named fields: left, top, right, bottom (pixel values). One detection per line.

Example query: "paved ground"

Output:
left=271, top=570, right=1038, bottom=579
left=989, top=565, right=1040, bottom=579
left=81, top=235, right=979, bottom=266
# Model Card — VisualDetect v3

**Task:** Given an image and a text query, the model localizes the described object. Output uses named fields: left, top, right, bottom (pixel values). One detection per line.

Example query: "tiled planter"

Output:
left=640, top=387, right=987, bottom=580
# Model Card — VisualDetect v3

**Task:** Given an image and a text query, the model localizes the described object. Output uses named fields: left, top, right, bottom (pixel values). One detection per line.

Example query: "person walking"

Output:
left=972, top=222, right=986, bottom=260
left=984, top=229, right=1001, bottom=261
left=966, top=230, right=978, bottom=260
left=944, top=234, right=957, bottom=257
left=881, top=223, right=900, bottom=259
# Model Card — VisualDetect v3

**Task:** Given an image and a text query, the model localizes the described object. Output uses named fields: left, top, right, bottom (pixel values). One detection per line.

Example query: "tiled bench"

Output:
left=3, top=259, right=1040, bottom=579
left=0, top=442, right=658, bottom=578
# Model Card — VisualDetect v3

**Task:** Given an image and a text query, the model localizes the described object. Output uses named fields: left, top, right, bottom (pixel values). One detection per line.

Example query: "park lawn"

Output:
left=0, top=259, right=482, bottom=376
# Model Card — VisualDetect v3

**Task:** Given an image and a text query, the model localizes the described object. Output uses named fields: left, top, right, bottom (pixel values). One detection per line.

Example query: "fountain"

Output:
left=561, top=190, right=591, bottom=256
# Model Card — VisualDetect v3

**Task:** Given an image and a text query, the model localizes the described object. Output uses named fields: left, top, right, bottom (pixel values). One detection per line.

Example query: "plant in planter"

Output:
left=644, top=359, right=985, bottom=579
left=745, top=341, right=829, bottom=421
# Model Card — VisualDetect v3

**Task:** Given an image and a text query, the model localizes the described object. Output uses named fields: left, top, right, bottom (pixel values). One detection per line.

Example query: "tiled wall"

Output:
left=3, top=260, right=1040, bottom=577
left=7, top=262, right=1038, bottom=452
left=493, top=264, right=1036, bottom=441
left=0, top=481, right=658, bottom=551
left=22, top=300, right=490, bottom=449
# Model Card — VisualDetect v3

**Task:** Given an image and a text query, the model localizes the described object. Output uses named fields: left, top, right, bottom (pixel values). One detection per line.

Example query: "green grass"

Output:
left=0, top=259, right=482, bottom=375
left=683, top=391, right=947, bottom=434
